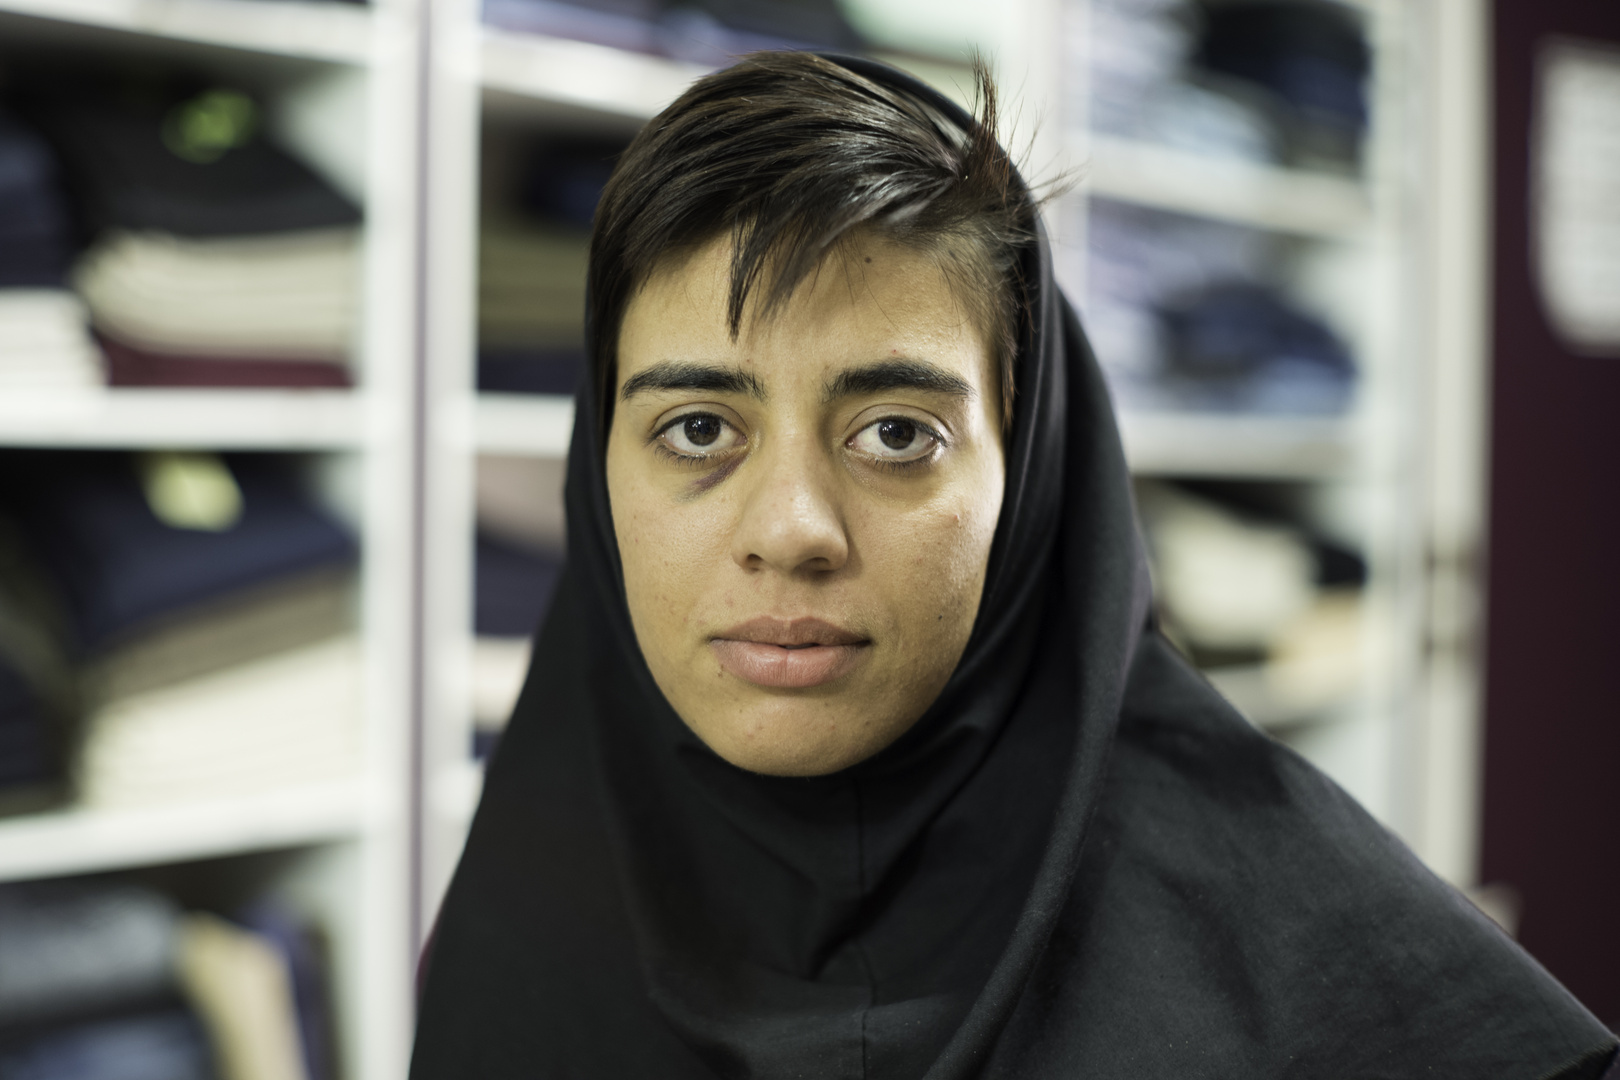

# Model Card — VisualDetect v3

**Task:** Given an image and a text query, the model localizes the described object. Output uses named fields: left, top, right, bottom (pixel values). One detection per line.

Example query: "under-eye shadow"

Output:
left=687, top=455, right=744, bottom=496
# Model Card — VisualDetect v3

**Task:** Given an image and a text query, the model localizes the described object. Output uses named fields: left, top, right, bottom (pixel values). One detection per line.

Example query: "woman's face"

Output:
left=606, top=232, right=1006, bottom=776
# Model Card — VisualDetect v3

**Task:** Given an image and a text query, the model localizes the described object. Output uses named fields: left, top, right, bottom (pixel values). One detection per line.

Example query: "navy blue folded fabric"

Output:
left=1158, top=283, right=1355, bottom=414
left=0, top=113, right=77, bottom=286
left=234, top=902, right=332, bottom=1080
left=516, top=135, right=627, bottom=229
left=476, top=347, right=585, bottom=396
left=0, top=727, right=51, bottom=791
left=1195, top=1, right=1370, bottom=130
left=474, top=532, right=561, bottom=638
left=0, top=880, right=181, bottom=1028
left=16, top=80, right=359, bottom=237
left=0, top=453, right=357, bottom=653
left=0, top=1011, right=216, bottom=1080
left=481, top=0, right=862, bottom=63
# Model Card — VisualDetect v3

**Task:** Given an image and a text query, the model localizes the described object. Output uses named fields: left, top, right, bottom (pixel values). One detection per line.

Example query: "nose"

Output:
left=730, top=433, right=849, bottom=576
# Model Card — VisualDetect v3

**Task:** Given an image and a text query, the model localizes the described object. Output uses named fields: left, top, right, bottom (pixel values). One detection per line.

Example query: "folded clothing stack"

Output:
left=1136, top=480, right=1368, bottom=724
left=0, top=879, right=333, bottom=1080
left=478, top=215, right=590, bottom=396
left=1082, top=198, right=1355, bottom=414
left=0, top=657, right=52, bottom=802
left=0, top=113, right=102, bottom=390
left=1081, top=0, right=1369, bottom=171
left=76, top=230, right=357, bottom=389
left=20, top=81, right=361, bottom=388
left=0, top=451, right=362, bottom=808
left=1193, top=0, right=1370, bottom=172
left=482, top=0, right=864, bottom=66
left=0, top=292, right=103, bottom=391
left=469, top=455, right=565, bottom=758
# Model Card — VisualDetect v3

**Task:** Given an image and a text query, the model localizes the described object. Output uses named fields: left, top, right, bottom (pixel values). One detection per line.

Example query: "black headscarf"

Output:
left=411, top=56, right=1617, bottom=1079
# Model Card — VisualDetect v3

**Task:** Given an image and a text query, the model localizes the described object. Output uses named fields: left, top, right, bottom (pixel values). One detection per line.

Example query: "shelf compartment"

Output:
left=1119, top=409, right=1358, bottom=478
left=0, top=0, right=375, bottom=63
left=0, top=388, right=371, bottom=449
left=1084, top=134, right=1370, bottom=238
left=0, top=778, right=368, bottom=883
left=472, top=393, right=574, bottom=456
left=480, top=28, right=705, bottom=121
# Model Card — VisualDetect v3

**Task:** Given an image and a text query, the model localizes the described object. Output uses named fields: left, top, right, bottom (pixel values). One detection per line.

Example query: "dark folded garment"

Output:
left=0, top=881, right=181, bottom=1027
left=475, top=533, right=561, bottom=637
left=482, top=0, right=661, bottom=52
left=658, top=0, right=862, bottom=62
left=476, top=346, right=584, bottom=396
left=19, top=82, right=359, bottom=237
left=0, top=453, right=357, bottom=652
left=99, top=334, right=351, bottom=389
left=517, top=135, right=628, bottom=229
left=0, top=1010, right=215, bottom=1080
left=0, top=665, right=50, bottom=790
left=0, top=114, right=78, bottom=284
left=1156, top=283, right=1356, bottom=414
left=234, top=902, right=333, bottom=1080
left=1196, top=1, right=1370, bottom=128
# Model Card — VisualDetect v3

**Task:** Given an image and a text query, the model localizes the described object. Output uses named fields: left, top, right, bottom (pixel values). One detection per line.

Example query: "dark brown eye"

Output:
left=684, top=415, right=721, bottom=447
left=877, top=419, right=916, bottom=450
left=659, top=412, right=742, bottom=458
left=849, top=416, right=941, bottom=465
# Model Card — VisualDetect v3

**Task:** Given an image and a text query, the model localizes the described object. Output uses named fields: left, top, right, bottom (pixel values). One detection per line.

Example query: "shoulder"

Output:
left=996, top=632, right=1616, bottom=1078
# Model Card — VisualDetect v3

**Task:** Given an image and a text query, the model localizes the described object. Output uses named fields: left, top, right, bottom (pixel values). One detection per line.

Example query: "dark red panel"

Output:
left=1484, top=0, right=1620, bottom=1028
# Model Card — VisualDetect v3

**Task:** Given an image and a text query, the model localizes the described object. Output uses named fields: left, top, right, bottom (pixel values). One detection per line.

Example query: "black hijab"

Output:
left=412, top=56, right=1617, bottom=1079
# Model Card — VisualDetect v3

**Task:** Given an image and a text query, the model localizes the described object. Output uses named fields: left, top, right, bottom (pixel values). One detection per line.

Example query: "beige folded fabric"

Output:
left=73, top=229, right=359, bottom=361
left=473, top=635, right=532, bottom=729
left=76, top=635, right=364, bottom=808
left=475, top=454, right=567, bottom=553
left=176, top=912, right=309, bottom=1080
left=0, top=288, right=104, bottom=388
left=85, top=570, right=357, bottom=702
left=478, top=218, right=588, bottom=347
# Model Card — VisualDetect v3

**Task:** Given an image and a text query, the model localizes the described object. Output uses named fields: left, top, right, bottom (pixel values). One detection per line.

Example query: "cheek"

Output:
left=861, top=465, right=1003, bottom=645
left=608, top=465, right=730, bottom=655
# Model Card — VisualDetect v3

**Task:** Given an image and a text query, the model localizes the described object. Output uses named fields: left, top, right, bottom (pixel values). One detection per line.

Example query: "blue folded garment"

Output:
left=0, top=881, right=181, bottom=1027
left=0, top=113, right=78, bottom=286
left=1157, top=283, right=1356, bottom=414
left=0, top=1010, right=216, bottom=1080
left=475, top=533, right=561, bottom=638
left=477, top=347, right=585, bottom=396
left=233, top=901, right=332, bottom=1080
left=17, top=79, right=359, bottom=237
left=0, top=454, right=357, bottom=653
left=0, top=657, right=51, bottom=791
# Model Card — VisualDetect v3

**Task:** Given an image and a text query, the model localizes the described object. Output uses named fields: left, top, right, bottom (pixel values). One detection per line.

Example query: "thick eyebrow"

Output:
left=619, top=361, right=766, bottom=402
left=821, top=359, right=975, bottom=404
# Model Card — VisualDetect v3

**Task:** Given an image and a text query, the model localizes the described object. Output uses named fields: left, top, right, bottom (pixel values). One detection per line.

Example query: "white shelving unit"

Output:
left=0, top=0, right=420, bottom=1075
left=0, top=388, right=376, bottom=448
left=1060, top=0, right=1490, bottom=889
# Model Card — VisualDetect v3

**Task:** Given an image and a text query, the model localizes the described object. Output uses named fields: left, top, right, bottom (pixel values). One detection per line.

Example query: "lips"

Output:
left=710, top=617, right=871, bottom=689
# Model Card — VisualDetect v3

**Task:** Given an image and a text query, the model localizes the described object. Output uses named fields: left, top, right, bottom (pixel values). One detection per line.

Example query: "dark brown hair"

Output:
left=588, top=51, right=1035, bottom=432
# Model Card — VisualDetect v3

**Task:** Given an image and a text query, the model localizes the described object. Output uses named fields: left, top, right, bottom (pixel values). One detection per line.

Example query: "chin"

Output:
left=686, top=699, right=905, bottom=778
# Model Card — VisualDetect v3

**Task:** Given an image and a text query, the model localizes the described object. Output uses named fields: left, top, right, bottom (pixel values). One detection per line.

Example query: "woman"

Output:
left=412, top=53, right=1616, bottom=1078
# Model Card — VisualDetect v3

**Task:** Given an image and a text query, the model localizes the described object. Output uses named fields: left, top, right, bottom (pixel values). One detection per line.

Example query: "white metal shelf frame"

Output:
left=0, top=389, right=379, bottom=449
left=0, top=2, right=421, bottom=1076
left=0, top=779, right=372, bottom=883
left=0, top=0, right=375, bottom=64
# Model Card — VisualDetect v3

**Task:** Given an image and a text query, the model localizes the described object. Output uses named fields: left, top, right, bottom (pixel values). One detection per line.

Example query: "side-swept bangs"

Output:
left=588, top=51, right=1035, bottom=434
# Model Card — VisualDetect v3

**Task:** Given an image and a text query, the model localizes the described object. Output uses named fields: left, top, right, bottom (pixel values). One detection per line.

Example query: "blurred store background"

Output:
left=0, top=0, right=1614, bottom=1075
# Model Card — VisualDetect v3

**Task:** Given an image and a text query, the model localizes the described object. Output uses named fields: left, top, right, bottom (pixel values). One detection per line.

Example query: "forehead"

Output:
left=616, top=232, right=991, bottom=388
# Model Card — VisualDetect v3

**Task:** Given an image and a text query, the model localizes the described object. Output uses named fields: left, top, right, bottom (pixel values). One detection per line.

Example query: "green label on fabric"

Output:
left=136, top=452, right=244, bottom=532
left=161, top=89, right=259, bottom=165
